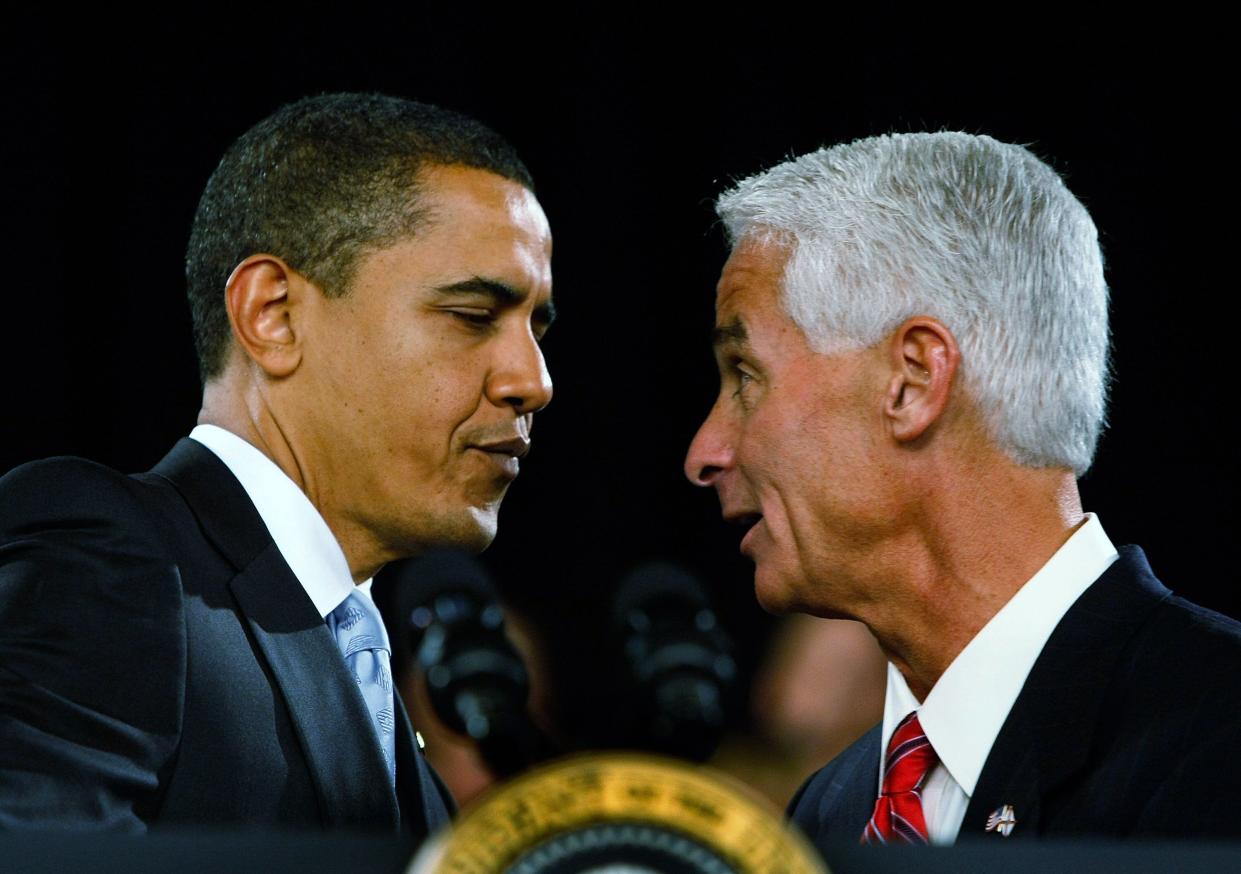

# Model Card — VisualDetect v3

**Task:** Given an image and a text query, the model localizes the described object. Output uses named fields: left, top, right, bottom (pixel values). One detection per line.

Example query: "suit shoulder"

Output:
left=1108, top=590, right=1241, bottom=740
left=1161, top=593, right=1241, bottom=638
left=0, top=455, right=188, bottom=559
left=0, top=456, right=186, bottom=830
left=1117, top=598, right=1241, bottom=835
left=1137, top=592, right=1241, bottom=670
left=0, top=454, right=182, bottom=615
left=0, top=456, right=156, bottom=528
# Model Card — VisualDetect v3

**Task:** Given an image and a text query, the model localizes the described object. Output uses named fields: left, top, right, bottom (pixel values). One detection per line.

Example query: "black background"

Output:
left=3, top=19, right=1234, bottom=744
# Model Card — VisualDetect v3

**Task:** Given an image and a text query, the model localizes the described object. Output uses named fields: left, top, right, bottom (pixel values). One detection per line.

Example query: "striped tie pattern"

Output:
left=861, top=712, right=938, bottom=844
left=327, top=590, right=396, bottom=786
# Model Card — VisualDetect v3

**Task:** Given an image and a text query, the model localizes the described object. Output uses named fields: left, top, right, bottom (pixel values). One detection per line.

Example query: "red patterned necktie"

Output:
left=861, top=711, right=938, bottom=844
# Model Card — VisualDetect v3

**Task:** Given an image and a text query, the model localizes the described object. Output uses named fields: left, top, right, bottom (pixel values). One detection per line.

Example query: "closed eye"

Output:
left=446, top=308, right=495, bottom=326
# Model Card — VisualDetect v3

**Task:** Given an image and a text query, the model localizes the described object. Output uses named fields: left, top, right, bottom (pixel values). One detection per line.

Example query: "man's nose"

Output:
left=487, top=331, right=554, bottom=415
left=684, top=404, right=735, bottom=486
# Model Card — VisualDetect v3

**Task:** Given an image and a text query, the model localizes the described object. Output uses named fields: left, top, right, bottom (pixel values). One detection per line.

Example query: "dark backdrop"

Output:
left=2, top=20, right=1234, bottom=745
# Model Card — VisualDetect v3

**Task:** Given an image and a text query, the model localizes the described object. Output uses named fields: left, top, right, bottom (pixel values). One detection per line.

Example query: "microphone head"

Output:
left=612, top=561, right=709, bottom=628
left=393, top=549, right=538, bottom=775
left=395, top=547, right=496, bottom=604
left=390, top=549, right=506, bottom=640
left=611, top=561, right=736, bottom=761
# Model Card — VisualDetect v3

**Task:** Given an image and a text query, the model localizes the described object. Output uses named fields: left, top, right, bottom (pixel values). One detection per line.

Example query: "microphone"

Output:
left=612, top=562, right=737, bottom=762
left=395, top=549, right=549, bottom=778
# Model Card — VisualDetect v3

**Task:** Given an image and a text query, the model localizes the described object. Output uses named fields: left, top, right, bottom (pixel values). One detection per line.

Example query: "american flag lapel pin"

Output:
left=985, top=804, right=1016, bottom=836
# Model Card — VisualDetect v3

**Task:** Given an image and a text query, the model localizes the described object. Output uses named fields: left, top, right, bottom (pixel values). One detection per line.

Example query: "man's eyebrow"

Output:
left=432, top=277, right=557, bottom=326
left=711, top=317, right=748, bottom=348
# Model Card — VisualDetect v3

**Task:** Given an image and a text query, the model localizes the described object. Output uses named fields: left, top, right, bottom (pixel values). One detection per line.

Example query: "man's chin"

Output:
left=439, top=505, right=498, bottom=553
left=751, top=565, right=801, bottom=615
left=391, top=506, right=498, bottom=558
left=461, top=506, right=499, bottom=551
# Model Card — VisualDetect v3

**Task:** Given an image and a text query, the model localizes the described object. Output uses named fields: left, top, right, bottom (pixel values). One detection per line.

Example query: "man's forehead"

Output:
left=401, top=165, right=552, bottom=296
left=419, top=164, right=549, bottom=239
left=715, top=237, right=789, bottom=323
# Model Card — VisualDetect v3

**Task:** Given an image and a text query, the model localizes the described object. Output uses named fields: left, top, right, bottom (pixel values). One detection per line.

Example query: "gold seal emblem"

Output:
left=410, top=753, right=827, bottom=873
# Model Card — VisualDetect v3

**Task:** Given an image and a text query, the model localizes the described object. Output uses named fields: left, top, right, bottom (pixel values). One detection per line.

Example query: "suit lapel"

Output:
left=393, top=693, right=453, bottom=840
left=151, top=439, right=272, bottom=568
left=790, top=724, right=881, bottom=842
left=829, top=726, right=883, bottom=838
left=962, top=547, right=1171, bottom=840
left=152, top=439, right=399, bottom=829
left=230, top=548, right=399, bottom=829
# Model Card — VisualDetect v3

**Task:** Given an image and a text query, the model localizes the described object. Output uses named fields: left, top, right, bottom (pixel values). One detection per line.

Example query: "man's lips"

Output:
left=474, top=436, right=530, bottom=458
left=469, top=436, right=530, bottom=480
left=724, top=509, right=764, bottom=554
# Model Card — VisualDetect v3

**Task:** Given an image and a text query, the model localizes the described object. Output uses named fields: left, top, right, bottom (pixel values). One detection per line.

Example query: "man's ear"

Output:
left=883, top=316, right=961, bottom=443
left=224, top=254, right=307, bottom=378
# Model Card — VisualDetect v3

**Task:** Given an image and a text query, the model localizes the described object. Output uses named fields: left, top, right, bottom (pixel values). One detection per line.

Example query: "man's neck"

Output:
left=860, top=466, right=1084, bottom=701
left=198, top=376, right=386, bottom=583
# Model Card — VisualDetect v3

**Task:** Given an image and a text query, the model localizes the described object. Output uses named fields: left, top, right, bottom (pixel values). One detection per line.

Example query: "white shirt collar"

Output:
left=189, top=424, right=371, bottom=618
left=882, top=513, right=1119, bottom=794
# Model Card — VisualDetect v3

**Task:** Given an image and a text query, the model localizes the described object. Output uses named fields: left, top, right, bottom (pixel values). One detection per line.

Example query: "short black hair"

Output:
left=185, top=92, right=535, bottom=381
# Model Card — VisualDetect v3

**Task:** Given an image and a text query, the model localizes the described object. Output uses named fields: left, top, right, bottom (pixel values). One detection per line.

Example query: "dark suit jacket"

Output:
left=0, top=439, right=454, bottom=837
left=789, top=546, right=1241, bottom=844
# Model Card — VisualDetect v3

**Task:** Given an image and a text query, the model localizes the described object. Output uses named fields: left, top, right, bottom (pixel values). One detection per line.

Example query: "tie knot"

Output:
left=882, top=712, right=938, bottom=796
left=329, top=590, right=391, bottom=658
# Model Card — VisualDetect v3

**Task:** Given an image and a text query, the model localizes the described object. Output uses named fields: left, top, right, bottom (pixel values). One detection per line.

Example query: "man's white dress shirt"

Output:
left=879, top=514, right=1119, bottom=843
left=189, top=424, right=374, bottom=615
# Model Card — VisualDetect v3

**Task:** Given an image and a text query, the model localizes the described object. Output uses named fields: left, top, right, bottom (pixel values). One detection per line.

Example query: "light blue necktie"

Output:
left=327, top=590, right=396, bottom=786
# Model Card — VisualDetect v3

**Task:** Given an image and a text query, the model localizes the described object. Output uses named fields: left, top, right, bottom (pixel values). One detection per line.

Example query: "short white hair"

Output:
left=716, top=132, right=1109, bottom=475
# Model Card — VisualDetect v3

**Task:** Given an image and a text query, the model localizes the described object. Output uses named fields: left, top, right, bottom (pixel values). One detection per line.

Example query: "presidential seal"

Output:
left=409, top=753, right=827, bottom=873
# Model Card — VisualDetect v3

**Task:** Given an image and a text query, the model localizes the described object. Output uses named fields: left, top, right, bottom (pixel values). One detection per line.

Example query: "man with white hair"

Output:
left=684, top=132, right=1241, bottom=844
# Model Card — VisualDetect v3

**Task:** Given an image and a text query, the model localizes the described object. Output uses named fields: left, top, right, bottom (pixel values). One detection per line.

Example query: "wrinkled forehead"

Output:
left=715, top=235, right=791, bottom=315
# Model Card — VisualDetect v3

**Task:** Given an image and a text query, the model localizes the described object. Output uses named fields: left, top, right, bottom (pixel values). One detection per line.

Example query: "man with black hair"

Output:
left=0, top=93, right=554, bottom=836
